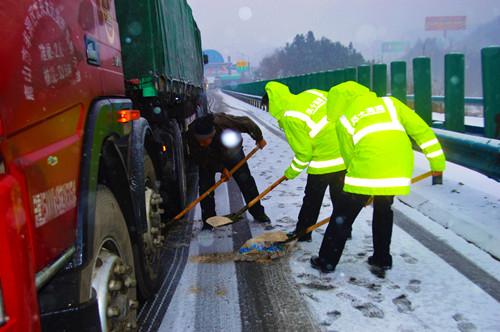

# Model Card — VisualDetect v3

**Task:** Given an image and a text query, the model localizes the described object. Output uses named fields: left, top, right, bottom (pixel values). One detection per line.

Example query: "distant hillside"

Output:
left=256, top=31, right=365, bottom=79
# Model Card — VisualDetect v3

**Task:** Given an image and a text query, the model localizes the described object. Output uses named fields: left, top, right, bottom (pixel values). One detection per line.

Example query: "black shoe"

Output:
left=287, top=231, right=312, bottom=242
left=310, top=256, right=335, bottom=273
left=253, top=214, right=271, bottom=223
left=367, top=255, right=392, bottom=270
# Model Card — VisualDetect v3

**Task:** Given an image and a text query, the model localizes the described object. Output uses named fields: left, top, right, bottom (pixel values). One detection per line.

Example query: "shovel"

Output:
left=206, top=175, right=287, bottom=228
left=239, top=170, right=434, bottom=256
left=166, top=146, right=260, bottom=226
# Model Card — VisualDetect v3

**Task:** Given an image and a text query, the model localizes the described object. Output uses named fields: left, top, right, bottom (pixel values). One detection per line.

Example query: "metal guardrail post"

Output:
left=313, top=72, right=323, bottom=89
left=413, top=57, right=432, bottom=125
left=391, top=61, right=407, bottom=103
left=316, top=71, right=328, bottom=91
left=305, top=73, right=314, bottom=90
left=344, top=67, right=357, bottom=82
left=372, top=64, right=387, bottom=97
left=297, top=74, right=307, bottom=93
left=357, top=65, right=371, bottom=88
left=445, top=53, right=465, bottom=132
left=332, top=69, right=345, bottom=87
left=323, top=71, right=335, bottom=90
left=481, top=46, right=500, bottom=139
left=287, top=76, right=299, bottom=94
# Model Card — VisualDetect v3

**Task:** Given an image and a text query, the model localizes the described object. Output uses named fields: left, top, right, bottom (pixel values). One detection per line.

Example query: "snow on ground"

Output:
left=221, top=91, right=500, bottom=331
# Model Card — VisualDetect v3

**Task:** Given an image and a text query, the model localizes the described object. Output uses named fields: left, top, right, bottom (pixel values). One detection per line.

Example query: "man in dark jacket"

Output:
left=187, top=113, right=270, bottom=229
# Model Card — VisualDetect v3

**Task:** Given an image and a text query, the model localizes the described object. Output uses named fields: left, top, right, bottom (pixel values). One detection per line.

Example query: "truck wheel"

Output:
left=91, top=185, right=137, bottom=332
left=170, top=120, right=187, bottom=209
left=134, top=154, right=163, bottom=299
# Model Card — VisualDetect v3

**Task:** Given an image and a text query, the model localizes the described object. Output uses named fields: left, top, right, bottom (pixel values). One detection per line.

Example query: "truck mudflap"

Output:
left=40, top=291, right=101, bottom=332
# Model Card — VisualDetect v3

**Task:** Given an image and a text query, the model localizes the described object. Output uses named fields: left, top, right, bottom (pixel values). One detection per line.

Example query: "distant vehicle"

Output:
left=0, top=0, right=207, bottom=330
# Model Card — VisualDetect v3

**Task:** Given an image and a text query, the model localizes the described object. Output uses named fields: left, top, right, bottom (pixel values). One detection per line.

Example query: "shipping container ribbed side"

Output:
left=116, top=0, right=204, bottom=92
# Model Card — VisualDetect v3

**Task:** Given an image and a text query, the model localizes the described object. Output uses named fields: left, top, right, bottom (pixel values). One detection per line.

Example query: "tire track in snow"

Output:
left=227, top=154, right=319, bottom=331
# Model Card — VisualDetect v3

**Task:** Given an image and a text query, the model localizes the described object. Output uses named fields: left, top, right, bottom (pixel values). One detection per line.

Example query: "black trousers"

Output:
left=319, top=194, right=394, bottom=267
left=295, top=171, right=346, bottom=235
left=198, top=148, right=265, bottom=222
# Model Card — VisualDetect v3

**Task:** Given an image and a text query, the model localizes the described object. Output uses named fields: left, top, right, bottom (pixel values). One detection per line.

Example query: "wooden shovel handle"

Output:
left=173, top=146, right=260, bottom=221
left=248, top=175, right=287, bottom=208
left=287, top=170, right=434, bottom=242
left=304, top=216, right=330, bottom=235
left=412, top=170, right=434, bottom=184
left=227, top=146, right=260, bottom=177
left=235, top=175, right=287, bottom=216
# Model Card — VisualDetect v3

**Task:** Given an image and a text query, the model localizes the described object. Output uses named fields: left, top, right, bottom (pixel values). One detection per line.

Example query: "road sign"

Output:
left=236, top=60, right=250, bottom=72
left=425, top=16, right=466, bottom=31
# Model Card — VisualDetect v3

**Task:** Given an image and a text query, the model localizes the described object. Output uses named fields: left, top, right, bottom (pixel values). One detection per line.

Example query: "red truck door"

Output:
left=0, top=0, right=104, bottom=271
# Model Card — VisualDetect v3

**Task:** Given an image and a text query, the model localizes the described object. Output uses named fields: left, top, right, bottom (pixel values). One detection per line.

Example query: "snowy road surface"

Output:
left=140, top=91, right=500, bottom=332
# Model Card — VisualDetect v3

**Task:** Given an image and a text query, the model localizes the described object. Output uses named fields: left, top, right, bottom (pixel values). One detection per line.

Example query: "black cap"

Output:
left=193, top=114, right=215, bottom=138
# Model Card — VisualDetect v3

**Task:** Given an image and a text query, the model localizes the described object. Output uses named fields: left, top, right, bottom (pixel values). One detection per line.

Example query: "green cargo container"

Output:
left=116, top=0, right=204, bottom=90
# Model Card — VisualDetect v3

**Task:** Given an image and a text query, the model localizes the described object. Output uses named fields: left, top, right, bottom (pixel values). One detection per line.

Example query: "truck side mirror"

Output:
left=203, top=54, right=209, bottom=65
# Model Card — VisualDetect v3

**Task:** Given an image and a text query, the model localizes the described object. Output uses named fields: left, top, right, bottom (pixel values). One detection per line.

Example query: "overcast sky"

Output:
left=188, top=0, right=500, bottom=65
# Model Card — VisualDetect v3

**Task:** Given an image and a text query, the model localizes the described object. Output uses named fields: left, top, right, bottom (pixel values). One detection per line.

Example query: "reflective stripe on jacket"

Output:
left=328, top=81, right=446, bottom=195
left=266, top=82, right=345, bottom=179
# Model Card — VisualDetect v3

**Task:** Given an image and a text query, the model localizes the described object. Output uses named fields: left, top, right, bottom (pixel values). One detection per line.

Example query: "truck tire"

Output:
left=134, top=153, right=163, bottom=300
left=89, top=185, right=138, bottom=332
left=170, top=120, right=187, bottom=210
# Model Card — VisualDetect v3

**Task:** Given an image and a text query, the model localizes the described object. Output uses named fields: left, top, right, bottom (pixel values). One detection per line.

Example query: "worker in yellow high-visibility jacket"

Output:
left=310, top=81, right=445, bottom=273
left=264, top=81, right=349, bottom=242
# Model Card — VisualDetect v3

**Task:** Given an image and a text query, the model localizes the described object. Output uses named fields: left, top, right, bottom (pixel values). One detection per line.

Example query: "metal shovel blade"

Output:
left=206, top=215, right=234, bottom=227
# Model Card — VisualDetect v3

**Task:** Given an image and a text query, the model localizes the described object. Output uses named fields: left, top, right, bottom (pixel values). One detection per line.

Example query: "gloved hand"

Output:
left=257, top=139, right=267, bottom=149
left=221, top=168, right=231, bottom=182
left=432, top=171, right=443, bottom=185
left=284, top=168, right=296, bottom=180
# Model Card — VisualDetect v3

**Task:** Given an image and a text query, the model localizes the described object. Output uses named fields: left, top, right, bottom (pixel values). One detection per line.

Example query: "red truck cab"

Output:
left=0, top=1, right=126, bottom=330
left=1, top=0, right=205, bottom=330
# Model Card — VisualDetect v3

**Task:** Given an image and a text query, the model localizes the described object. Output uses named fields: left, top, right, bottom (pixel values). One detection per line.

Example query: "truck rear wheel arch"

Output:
left=75, top=98, right=134, bottom=269
left=73, top=98, right=141, bottom=304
